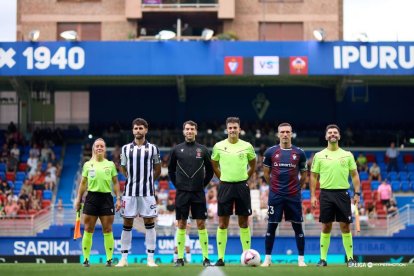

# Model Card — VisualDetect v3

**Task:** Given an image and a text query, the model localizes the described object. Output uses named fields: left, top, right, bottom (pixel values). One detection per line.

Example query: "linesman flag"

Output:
left=74, top=204, right=83, bottom=240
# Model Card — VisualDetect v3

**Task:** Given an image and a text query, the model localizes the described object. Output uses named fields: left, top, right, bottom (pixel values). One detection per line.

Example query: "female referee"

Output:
left=74, top=138, right=121, bottom=267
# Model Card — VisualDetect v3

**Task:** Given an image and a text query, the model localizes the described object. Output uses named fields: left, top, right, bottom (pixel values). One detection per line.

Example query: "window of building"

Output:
left=259, top=22, right=303, bottom=41
left=57, top=22, right=101, bottom=41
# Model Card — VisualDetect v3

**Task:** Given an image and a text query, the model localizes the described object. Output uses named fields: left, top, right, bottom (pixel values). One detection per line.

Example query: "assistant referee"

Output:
left=310, top=124, right=360, bottom=267
left=74, top=138, right=121, bottom=267
left=211, top=117, right=256, bottom=266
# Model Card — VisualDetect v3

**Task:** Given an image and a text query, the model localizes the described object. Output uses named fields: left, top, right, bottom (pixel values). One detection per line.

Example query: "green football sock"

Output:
left=216, top=228, right=228, bottom=260
left=198, top=229, right=209, bottom=259
left=82, top=231, right=93, bottom=261
left=176, top=228, right=186, bottom=259
left=320, top=232, right=331, bottom=261
left=342, top=232, right=353, bottom=261
left=103, top=232, right=114, bottom=261
left=240, top=227, right=251, bottom=251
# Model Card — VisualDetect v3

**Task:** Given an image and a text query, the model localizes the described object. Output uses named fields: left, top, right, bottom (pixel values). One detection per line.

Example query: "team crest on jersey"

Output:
left=275, top=154, right=279, bottom=158
left=196, top=148, right=202, bottom=158
left=104, top=167, right=111, bottom=175
left=293, top=154, right=297, bottom=160
left=340, top=159, right=347, bottom=166
left=181, top=149, right=184, bottom=152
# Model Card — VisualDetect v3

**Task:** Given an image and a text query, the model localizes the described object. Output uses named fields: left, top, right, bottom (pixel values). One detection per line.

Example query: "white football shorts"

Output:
left=120, top=196, right=158, bottom=218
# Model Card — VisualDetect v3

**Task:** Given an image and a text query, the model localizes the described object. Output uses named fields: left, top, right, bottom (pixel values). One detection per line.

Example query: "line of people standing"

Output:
left=75, top=117, right=361, bottom=268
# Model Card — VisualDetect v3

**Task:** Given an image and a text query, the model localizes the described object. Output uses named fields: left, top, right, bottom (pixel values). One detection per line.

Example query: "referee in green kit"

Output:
left=310, top=124, right=360, bottom=267
left=211, top=117, right=256, bottom=266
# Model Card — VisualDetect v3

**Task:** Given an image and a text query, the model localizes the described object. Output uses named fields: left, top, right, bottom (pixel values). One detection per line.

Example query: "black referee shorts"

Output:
left=175, top=190, right=207, bottom=220
left=217, top=181, right=252, bottom=216
left=83, top=191, right=115, bottom=216
left=319, top=189, right=352, bottom=224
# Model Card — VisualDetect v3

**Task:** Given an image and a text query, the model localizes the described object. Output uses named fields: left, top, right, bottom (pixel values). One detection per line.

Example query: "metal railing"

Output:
left=142, top=0, right=218, bottom=8
left=386, top=204, right=414, bottom=235
left=0, top=208, right=52, bottom=236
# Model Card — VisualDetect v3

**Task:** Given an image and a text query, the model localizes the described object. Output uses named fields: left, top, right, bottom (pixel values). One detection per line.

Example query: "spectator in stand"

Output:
left=10, top=143, right=20, bottom=161
left=377, top=180, right=392, bottom=209
left=0, top=201, right=5, bottom=218
left=18, top=189, right=30, bottom=211
left=356, top=153, right=368, bottom=172
left=46, top=162, right=57, bottom=178
left=44, top=171, right=56, bottom=191
left=343, top=127, right=354, bottom=147
left=366, top=203, right=377, bottom=220
left=304, top=207, right=315, bottom=224
left=157, top=186, right=169, bottom=206
left=40, top=143, right=53, bottom=163
left=4, top=199, right=19, bottom=218
left=1, top=143, right=9, bottom=162
left=27, top=153, right=39, bottom=178
left=31, top=170, right=46, bottom=190
left=30, top=190, right=41, bottom=211
left=111, top=144, right=121, bottom=169
left=368, top=162, right=382, bottom=181
left=166, top=197, right=175, bottom=214
left=385, top=142, right=399, bottom=172
left=6, top=153, right=18, bottom=173
left=82, top=143, right=92, bottom=163
left=20, top=179, right=33, bottom=195
left=49, top=154, right=60, bottom=170
left=29, top=143, right=40, bottom=158
left=387, top=199, right=398, bottom=216
left=0, top=180, right=12, bottom=197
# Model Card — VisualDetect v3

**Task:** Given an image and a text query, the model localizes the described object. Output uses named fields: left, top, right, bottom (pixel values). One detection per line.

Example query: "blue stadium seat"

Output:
left=409, top=173, right=414, bottom=181
left=359, top=171, right=369, bottom=181
left=0, top=163, right=6, bottom=172
left=376, top=153, right=385, bottom=163
left=7, top=180, right=13, bottom=188
left=391, top=181, right=400, bottom=191
left=399, top=172, right=408, bottom=181
left=43, top=190, right=52, bottom=200
left=371, top=180, right=380, bottom=190
left=400, top=181, right=410, bottom=192
left=407, top=164, right=414, bottom=172
left=387, top=172, right=398, bottom=181
left=378, top=162, right=387, bottom=172
left=118, top=174, right=126, bottom=181
left=14, top=180, right=23, bottom=190
left=302, top=190, right=311, bottom=200
left=411, top=182, right=414, bottom=192
left=15, top=172, right=26, bottom=181
left=0, top=171, right=5, bottom=181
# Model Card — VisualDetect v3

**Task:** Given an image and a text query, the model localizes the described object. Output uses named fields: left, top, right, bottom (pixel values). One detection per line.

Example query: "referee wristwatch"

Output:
left=354, top=192, right=361, bottom=196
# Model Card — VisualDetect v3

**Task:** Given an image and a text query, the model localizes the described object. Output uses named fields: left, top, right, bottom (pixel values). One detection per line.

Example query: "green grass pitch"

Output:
left=1, top=264, right=413, bottom=276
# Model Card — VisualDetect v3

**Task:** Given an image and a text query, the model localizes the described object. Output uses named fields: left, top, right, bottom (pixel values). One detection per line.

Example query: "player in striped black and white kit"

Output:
left=116, top=118, right=161, bottom=267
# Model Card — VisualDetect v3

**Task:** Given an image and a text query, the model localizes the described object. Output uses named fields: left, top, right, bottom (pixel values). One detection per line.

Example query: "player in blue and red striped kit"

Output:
left=261, top=123, right=308, bottom=267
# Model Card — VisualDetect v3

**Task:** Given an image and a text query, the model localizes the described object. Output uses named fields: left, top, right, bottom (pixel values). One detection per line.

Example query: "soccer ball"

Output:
left=240, top=249, right=261, bottom=266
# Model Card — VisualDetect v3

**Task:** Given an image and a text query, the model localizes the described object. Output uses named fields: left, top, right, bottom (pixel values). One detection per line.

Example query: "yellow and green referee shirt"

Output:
left=82, top=159, right=117, bottom=193
left=311, top=148, right=357, bottom=190
left=211, top=139, right=256, bottom=182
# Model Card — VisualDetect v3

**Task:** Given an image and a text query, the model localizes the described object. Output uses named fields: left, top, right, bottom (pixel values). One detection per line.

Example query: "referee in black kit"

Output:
left=168, top=120, right=214, bottom=267
left=117, top=118, right=161, bottom=267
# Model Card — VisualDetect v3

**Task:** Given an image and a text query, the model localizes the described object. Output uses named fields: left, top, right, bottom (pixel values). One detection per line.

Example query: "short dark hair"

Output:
left=226, top=117, right=240, bottom=126
left=132, top=118, right=148, bottom=129
left=183, top=120, right=198, bottom=130
left=278, top=122, right=292, bottom=131
left=326, top=124, right=340, bottom=134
